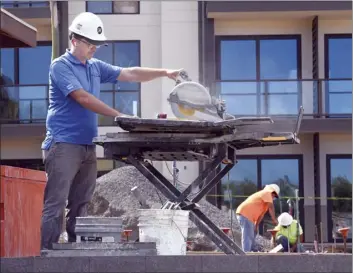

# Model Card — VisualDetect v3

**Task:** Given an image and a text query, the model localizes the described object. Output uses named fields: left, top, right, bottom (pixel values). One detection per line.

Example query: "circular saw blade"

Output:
left=168, top=81, right=213, bottom=120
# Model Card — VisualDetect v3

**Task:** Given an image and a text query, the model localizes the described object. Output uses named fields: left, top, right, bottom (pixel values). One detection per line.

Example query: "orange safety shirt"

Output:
left=236, top=189, right=273, bottom=224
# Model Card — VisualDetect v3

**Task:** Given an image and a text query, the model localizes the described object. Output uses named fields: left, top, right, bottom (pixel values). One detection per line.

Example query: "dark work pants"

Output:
left=276, top=235, right=305, bottom=253
left=40, top=142, right=97, bottom=250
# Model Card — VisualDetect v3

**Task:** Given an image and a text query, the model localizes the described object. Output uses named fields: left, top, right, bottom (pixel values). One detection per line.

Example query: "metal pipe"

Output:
left=173, top=161, right=177, bottom=189
left=295, top=189, right=300, bottom=252
left=320, top=222, right=324, bottom=253
left=314, top=225, right=319, bottom=253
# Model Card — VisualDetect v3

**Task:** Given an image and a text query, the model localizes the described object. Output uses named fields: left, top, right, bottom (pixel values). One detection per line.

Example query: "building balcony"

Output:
left=0, top=84, right=48, bottom=124
left=0, top=79, right=351, bottom=137
left=214, top=78, right=352, bottom=133
left=0, top=1, right=50, bottom=19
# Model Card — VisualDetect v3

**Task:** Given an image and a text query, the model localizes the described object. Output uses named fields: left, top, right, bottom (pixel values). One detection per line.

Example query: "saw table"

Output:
left=93, top=107, right=303, bottom=255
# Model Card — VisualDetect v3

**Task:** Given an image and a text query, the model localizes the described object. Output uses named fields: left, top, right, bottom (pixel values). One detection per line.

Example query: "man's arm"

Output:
left=70, top=89, right=121, bottom=117
left=267, top=202, right=278, bottom=225
left=51, top=61, right=121, bottom=117
left=118, top=67, right=181, bottom=82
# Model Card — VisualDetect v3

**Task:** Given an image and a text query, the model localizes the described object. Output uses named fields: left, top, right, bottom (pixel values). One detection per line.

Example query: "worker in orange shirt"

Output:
left=235, top=184, right=280, bottom=252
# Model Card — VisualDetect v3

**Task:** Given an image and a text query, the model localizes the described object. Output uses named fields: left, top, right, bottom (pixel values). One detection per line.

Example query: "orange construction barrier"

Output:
left=0, top=165, right=46, bottom=257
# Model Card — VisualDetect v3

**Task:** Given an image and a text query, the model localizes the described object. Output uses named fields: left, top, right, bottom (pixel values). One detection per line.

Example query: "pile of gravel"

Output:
left=87, top=165, right=272, bottom=252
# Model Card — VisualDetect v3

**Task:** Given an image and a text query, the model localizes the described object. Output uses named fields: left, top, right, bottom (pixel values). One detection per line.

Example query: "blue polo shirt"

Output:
left=41, top=49, right=122, bottom=150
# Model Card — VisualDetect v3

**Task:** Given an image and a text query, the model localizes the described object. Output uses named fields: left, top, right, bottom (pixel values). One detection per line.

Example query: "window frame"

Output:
left=215, top=35, right=302, bottom=116
left=324, top=33, right=352, bottom=117
left=0, top=1, right=49, bottom=8
left=215, top=154, right=304, bottom=236
left=1, top=41, right=52, bottom=123
left=85, top=1, right=140, bottom=15
left=326, top=154, right=352, bottom=243
left=96, top=40, right=142, bottom=126
left=1, top=41, right=52, bottom=86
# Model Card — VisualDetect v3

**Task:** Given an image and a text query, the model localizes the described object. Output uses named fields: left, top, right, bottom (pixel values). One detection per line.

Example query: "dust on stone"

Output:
left=87, top=165, right=272, bottom=252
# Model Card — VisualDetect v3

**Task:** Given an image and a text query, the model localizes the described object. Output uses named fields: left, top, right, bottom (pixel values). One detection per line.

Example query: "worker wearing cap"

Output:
left=235, top=184, right=280, bottom=252
left=274, top=212, right=305, bottom=252
left=40, top=12, right=182, bottom=250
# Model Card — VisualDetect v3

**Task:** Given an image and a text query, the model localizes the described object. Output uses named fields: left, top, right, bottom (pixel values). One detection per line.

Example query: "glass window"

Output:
left=326, top=35, right=352, bottom=115
left=221, top=159, right=258, bottom=210
left=94, top=41, right=141, bottom=123
left=220, top=156, right=302, bottom=236
left=261, top=159, right=300, bottom=230
left=0, top=48, right=15, bottom=84
left=218, top=36, right=300, bottom=116
left=86, top=1, right=139, bottom=14
left=86, top=1, right=113, bottom=13
left=114, top=42, right=140, bottom=91
left=114, top=92, right=139, bottom=116
left=220, top=40, right=256, bottom=81
left=328, top=156, right=352, bottom=240
left=0, top=1, right=49, bottom=8
left=19, top=44, right=52, bottom=85
left=94, top=43, right=114, bottom=91
left=18, top=86, right=48, bottom=123
left=260, top=39, right=298, bottom=80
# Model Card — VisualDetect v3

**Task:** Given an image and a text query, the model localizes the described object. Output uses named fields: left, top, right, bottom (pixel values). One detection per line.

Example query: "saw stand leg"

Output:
left=126, top=144, right=245, bottom=255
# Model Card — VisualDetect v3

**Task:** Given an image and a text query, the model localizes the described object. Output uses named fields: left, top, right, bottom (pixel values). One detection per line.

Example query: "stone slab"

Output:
left=202, top=255, right=258, bottom=272
left=33, top=257, right=90, bottom=272
left=146, top=256, right=202, bottom=272
left=0, top=257, right=34, bottom=273
left=1, top=254, right=351, bottom=273
left=89, top=256, right=145, bottom=273
left=41, top=249, right=156, bottom=257
left=52, top=242, right=156, bottom=250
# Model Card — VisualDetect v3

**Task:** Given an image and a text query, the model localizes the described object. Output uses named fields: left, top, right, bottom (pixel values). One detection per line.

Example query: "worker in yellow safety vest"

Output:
left=273, top=212, right=305, bottom=252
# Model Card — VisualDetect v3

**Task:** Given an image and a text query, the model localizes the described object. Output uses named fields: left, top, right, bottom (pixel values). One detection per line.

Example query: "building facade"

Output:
left=0, top=1, right=351, bottom=244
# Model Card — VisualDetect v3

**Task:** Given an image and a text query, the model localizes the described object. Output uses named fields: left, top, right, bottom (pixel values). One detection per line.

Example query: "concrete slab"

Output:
left=89, top=256, right=145, bottom=272
left=202, top=255, right=258, bottom=272
left=258, top=254, right=315, bottom=272
left=146, top=256, right=202, bottom=272
left=1, top=254, right=351, bottom=273
left=0, top=257, right=34, bottom=272
left=33, top=257, right=90, bottom=272
left=313, top=254, right=352, bottom=273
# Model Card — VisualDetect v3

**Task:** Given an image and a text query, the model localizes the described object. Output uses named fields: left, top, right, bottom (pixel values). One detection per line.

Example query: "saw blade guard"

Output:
left=167, top=71, right=234, bottom=121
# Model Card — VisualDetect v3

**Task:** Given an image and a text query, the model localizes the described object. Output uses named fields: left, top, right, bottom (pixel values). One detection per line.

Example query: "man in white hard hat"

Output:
left=274, top=212, right=305, bottom=252
left=235, top=184, right=280, bottom=252
left=40, top=12, right=183, bottom=250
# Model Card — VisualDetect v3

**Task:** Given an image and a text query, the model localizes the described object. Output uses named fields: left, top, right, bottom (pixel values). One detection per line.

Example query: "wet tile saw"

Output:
left=167, top=70, right=234, bottom=122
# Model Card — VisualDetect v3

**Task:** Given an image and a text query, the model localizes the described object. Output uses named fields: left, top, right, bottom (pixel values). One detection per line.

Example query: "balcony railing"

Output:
left=0, top=84, right=48, bottom=124
left=214, top=78, right=352, bottom=118
left=0, top=1, right=49, bottom=8
left=0, top=80, right=351, bottom=125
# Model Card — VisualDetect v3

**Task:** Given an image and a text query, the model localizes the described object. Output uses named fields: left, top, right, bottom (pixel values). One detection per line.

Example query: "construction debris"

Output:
left=87, top=165, right=272, bottom=252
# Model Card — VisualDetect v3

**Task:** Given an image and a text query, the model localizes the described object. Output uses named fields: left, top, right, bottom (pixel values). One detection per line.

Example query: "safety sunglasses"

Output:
left=76, top=38, right=101, bottom=49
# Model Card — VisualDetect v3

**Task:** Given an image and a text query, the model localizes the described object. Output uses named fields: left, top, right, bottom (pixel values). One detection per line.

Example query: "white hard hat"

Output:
left=264, top=184, right=280, bottom=196
left=69, top=12, right=107, bottom=45
left=278, top=212, right=293, bottom=226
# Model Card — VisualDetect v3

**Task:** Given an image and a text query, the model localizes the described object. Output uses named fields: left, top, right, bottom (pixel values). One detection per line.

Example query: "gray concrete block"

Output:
left=259, top=254, right=316, bottom=272
left=41, top=249, right=156, bottom=257
left=314, top=254, right=352, bottom=273
left=0, top=257, right=34, bottom=273
left=201, top=255, right=258, bottom=272
left=33, top=257, right=90, bottom=272
left=89, top=256, right=146, bottom=272
left=146, top=256, right=202, bottom=272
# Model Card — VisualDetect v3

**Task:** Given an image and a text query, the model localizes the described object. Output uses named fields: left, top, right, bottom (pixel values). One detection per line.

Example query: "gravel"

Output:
left=87, top=165, right=272, bottom=252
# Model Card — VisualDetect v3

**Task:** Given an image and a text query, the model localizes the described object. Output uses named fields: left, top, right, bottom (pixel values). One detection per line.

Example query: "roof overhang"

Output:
left=207, top=1, right=352, bottom=14
left=0, top=8, right=37, bottom=48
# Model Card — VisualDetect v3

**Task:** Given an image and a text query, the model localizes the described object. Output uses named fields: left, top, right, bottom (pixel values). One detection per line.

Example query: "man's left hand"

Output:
left=165, top=69, right=184, bottom=81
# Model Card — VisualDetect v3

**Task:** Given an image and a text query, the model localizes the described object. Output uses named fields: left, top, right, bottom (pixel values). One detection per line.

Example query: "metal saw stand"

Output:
left=93, top=107, right=303, bottom=256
